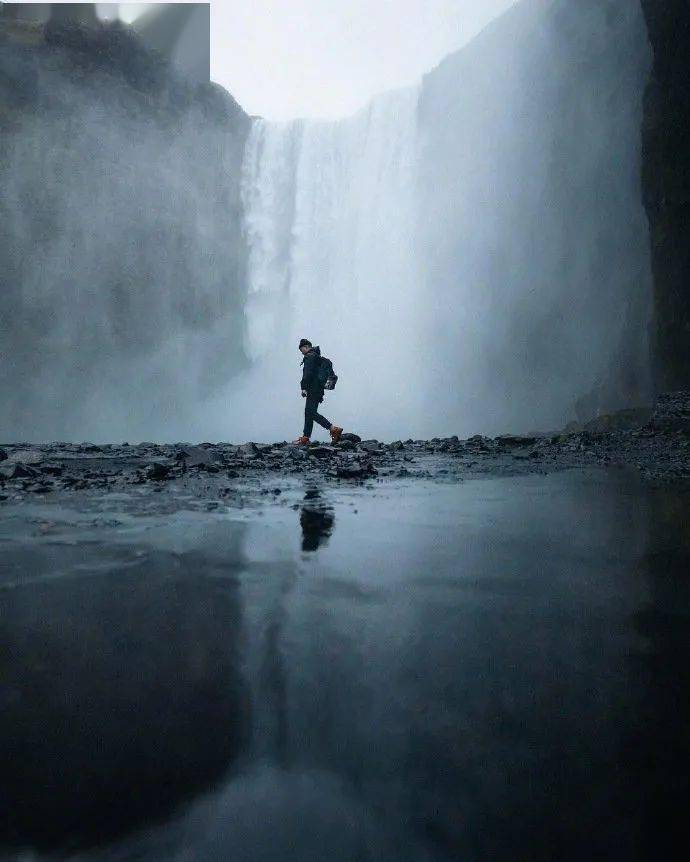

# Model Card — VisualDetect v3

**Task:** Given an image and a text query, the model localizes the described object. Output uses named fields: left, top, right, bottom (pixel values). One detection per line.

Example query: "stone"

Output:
left=308, top=446, right=337, bottom=458
left=0, top=449, right=7, bottom=462
left=339, top=433, right=362, bottom=443
left=0, top=462, right=39, bottom=480
left=238, top=442, right=261, bottom=458
left=146, top=462, right=172, bottom=480
left=358, top=440, right=383, bottom=453
left=175, top=445, right=224, bottom=468
left=335, top=461, right=377, bottom=479
left=28, top=482, right=52, bottom=493
left=39, top=464, right=64, bottom=476
left=287, top=447, right=308, bottom=460
left=5, top=448, right=43, bottom=464
left=495, top=435, right=537, bottom=447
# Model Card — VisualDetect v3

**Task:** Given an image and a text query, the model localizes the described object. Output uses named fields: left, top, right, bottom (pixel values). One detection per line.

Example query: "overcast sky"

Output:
left=31, top=1, right=517, bottom=119
left=210, top=0, right=517, bottom=119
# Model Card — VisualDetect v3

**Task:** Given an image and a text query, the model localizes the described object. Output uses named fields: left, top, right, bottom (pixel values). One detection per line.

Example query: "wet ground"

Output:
left=1, top=437, right=689, bottom=861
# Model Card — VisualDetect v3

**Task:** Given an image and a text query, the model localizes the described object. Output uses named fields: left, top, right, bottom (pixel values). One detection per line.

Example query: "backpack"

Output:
left=317, top=356, right=338, bottom=390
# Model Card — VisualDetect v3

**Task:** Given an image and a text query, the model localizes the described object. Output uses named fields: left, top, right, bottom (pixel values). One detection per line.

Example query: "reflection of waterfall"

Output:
left=240, top=87, right=425, bottom=437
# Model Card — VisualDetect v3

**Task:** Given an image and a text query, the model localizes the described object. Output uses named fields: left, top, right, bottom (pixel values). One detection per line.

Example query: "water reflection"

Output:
left=0, top=542, right=249, bottom=857
left=626, top=486, right=690, bottom=858
left=2, top=473, right=690, bottom=861
left=299, top=486, right=335, bottom=552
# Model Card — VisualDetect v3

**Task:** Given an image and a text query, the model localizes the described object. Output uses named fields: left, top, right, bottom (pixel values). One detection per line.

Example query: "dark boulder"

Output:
left=339, top=433, right=362, bottom=444
left=146, top=462, right=172, bottom=481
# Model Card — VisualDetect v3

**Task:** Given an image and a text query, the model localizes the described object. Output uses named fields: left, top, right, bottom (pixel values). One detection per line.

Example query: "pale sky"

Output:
left=26, top=1, right=518, bottom=120
left=210, top=0, right=517, bottom=119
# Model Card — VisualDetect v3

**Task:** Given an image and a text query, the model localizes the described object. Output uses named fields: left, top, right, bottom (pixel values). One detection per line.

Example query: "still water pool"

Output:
left=1, top=469, right=688, bottom=860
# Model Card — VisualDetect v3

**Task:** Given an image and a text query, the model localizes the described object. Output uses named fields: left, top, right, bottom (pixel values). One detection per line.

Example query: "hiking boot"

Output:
left=329, top=425, right=343, bottom=444
left=294, top=436, right=310, bottom=445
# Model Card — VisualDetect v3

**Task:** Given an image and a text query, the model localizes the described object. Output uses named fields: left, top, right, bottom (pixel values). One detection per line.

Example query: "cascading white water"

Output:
left=238, top=0, right=652, bottom=442
left=240, top=86, right=426, bottom=439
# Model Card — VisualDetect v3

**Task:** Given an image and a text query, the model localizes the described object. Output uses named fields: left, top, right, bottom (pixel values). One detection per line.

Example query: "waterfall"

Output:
left=239, top=0, right=652, bottom=441
left=0, top=0, right=653, bottom=442
left=240, top=86, right=425, bottom=438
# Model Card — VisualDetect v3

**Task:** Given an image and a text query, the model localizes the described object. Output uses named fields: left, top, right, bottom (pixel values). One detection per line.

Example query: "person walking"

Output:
left=295, top=338, right=343, bottom=445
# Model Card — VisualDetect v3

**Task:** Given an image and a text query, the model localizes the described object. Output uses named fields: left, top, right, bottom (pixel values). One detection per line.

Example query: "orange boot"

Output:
left=294, top=435, right=310, bottom=445
left=329, top=425, right=343, bottom=444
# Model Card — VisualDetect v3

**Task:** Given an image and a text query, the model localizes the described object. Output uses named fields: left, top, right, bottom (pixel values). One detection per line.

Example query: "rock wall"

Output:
left=0, top=18, right=250, bottom=441
left=640, top=0, right=690, bottom=392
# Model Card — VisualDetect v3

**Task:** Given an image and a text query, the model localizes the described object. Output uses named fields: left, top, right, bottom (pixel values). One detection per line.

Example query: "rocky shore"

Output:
left=2, top=393, right=689, bottom=505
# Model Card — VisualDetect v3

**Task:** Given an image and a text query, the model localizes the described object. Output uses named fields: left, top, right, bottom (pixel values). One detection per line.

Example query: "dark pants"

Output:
left=304, top=391, right=332, bottom=437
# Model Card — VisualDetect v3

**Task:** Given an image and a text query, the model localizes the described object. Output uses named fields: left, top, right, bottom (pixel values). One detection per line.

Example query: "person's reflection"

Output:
left=300, top=487, right=335, bottom=551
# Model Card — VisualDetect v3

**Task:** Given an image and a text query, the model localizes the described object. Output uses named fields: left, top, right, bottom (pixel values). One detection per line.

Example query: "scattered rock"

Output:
left=287, top=447, right=308, bottom=460
left=0, top=449, right=7, bottom=462
left=39, top=464, right=64, bottom=476
left=339, top=433, right=362, bottom=444
left=335, top=461, right=377, bottom=479
left=5, top=449, right=43, bottom=464
left=176, top=445, right=224, bottom=468
left=28, top=482, right=52, bottom=493
left=0, top=462, right=40, bottom=480
left=495, top=435, right=538, bottom=447
left=358, top=440, right=383, bottom=454
left=146, top=462, right=172, bottom=480
left=237, top=442, right=261, bottom=458
left=308, top=446, right=337, bottom=458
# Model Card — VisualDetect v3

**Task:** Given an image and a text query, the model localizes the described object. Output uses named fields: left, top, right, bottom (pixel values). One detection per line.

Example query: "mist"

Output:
left=0, top=0, right=652, bottom=443
left=233, top=0, right=652, bottom=441
left=0, top=18, right=249, bottom=442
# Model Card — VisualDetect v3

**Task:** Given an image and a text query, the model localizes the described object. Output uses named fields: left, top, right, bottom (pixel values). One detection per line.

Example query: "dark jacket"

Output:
left=300, top=345, right=323, bottom=394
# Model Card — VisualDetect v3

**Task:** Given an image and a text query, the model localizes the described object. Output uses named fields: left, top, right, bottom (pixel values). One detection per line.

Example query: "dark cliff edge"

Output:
left=640, top=0, right=690, bottom=392
left=0, top=18, right=251, bottom=441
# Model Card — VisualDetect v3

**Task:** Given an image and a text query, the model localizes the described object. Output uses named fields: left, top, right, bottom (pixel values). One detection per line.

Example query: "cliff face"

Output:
left=417, top=0, right=653, bottom=431
left=0, top=19, right=250, bottom=441
left=640, top=0, right=690, bottom=392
